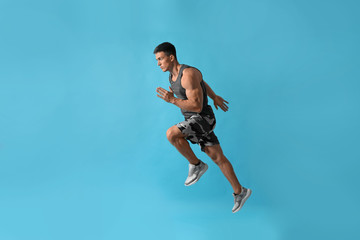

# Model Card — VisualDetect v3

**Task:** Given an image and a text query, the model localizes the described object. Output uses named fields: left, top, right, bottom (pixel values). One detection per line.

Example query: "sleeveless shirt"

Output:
left=169, top=64, right=214, bottom=119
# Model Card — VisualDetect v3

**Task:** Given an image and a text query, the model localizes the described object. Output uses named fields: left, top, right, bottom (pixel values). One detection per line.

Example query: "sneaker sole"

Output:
left=232, top=188, right=252, bottom=213
left=184, top=163, right=208, bottom=186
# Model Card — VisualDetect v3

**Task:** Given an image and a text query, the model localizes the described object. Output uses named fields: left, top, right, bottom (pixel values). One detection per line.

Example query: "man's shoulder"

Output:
left=181, top=66, right=203, bottom=89
left=182, top=66, right=202, bottom=79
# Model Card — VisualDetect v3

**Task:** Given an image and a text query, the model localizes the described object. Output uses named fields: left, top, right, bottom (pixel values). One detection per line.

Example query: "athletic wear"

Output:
left=169, top=64, right=219, bottom=151
left=169, top=64, right=213, bottom=118
left=232, top=186, right=252, bottom=213
left=185, top=160, right=208, bottom=186
left=176, top=113, right=219, bottom=152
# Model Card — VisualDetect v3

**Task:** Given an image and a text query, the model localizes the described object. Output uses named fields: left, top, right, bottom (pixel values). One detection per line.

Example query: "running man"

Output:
left=154, top=42, right=251, bottom=213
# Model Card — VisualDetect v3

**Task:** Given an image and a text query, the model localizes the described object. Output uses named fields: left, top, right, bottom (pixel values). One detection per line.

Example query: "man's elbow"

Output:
left=189, top=99, right=202, bottom=113
left=194, top=104, right=202, bottom=113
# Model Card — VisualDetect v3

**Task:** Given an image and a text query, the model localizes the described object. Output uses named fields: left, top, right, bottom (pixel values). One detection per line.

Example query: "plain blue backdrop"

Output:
left=0, top=0, right=359, bottom=239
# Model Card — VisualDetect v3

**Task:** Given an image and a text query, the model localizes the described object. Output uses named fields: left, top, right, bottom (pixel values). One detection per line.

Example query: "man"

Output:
left=154, top=42, right=251, bottom=213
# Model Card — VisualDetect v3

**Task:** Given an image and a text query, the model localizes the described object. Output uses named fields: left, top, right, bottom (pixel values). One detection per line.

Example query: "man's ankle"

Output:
left=234, top=186, right=242, bottom=195
left=194, top=159, right=201, bottom=166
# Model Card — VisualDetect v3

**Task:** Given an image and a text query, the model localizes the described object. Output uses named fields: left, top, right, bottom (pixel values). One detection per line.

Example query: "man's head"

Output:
left=154, top=42, right=177, bottom=72
left=153, top=42, right=177, bottom=59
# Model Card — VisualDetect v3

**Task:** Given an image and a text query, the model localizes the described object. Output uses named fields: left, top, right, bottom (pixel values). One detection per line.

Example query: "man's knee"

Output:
left=166, top=127, right=174, bottom=142
left=166, top=126, right=181, bottom=143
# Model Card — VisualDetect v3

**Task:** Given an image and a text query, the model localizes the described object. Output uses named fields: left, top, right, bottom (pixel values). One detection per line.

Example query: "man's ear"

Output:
left=170, top=55, right=175, bottom=62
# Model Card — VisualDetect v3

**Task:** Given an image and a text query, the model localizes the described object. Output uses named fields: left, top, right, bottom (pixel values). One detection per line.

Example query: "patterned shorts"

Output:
left=176, top=113, right=219, bottom=152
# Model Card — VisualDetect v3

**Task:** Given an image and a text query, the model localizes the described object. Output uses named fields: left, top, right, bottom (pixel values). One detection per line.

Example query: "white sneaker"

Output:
left=184, top=161, right=208, bottom=186
left=232, top=186, right=252, bottom=213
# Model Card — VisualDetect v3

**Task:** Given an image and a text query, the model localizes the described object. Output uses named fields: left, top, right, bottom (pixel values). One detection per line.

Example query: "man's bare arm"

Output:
left=156, top=68, right=203, bottom=113
left=203, top=80, right=216, bottom=100
left=203, top=80, right=229, bottom=112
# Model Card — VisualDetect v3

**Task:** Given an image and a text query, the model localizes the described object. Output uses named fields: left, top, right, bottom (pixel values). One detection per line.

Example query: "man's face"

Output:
left=155, top=51, right=172, bottom=72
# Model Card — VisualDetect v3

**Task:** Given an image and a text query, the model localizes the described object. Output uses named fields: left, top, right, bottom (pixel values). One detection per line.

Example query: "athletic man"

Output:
left=154, top=42, right=251, bottom=213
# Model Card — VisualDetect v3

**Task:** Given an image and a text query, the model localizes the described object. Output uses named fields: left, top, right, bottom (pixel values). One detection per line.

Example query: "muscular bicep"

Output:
left=185, top=85, right=203, bottom=106
left=181, top=69, right=203, bottom=112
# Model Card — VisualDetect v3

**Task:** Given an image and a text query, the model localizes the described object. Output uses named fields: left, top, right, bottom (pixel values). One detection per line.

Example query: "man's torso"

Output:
left=169, top=64, right=214, bottom=119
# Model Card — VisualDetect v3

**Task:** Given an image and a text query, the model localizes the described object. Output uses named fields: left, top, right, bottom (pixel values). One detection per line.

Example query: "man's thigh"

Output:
left=167, top=125, right=188, bottom=139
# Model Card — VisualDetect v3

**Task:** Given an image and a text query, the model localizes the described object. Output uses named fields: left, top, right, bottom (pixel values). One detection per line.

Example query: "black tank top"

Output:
left=169, top=64, right=214, bottom=119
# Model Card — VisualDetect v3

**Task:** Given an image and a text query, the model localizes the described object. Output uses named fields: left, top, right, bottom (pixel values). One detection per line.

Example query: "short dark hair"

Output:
left=153, top=42, right=177, bottom=59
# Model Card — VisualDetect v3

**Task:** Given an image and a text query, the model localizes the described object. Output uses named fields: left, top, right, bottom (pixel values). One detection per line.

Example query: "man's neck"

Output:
left=169, top=62, right=181, bottom=78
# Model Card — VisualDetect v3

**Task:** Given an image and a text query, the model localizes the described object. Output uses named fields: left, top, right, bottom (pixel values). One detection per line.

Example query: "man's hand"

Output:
left=213, top=95, right=229, bottom=112
left=156, top=87, right=175, bottom=103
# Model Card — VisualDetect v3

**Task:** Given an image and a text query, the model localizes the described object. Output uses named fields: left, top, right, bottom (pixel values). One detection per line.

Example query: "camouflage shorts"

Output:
left=176, top=113, right=219, bottom=152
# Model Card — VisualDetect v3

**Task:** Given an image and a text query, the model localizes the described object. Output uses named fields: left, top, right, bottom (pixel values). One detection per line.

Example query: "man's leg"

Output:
left=166, top=125, right=200, bottom=165
left=204, top=144, right=242, bottom=194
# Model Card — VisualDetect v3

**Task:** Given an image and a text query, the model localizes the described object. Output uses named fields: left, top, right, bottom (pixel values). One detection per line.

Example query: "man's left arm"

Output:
left=203, top=80, right=229, bottom=112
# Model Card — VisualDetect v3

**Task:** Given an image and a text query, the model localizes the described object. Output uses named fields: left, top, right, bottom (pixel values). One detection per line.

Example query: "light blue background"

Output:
left=0, top=0, right=359, bottom=239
